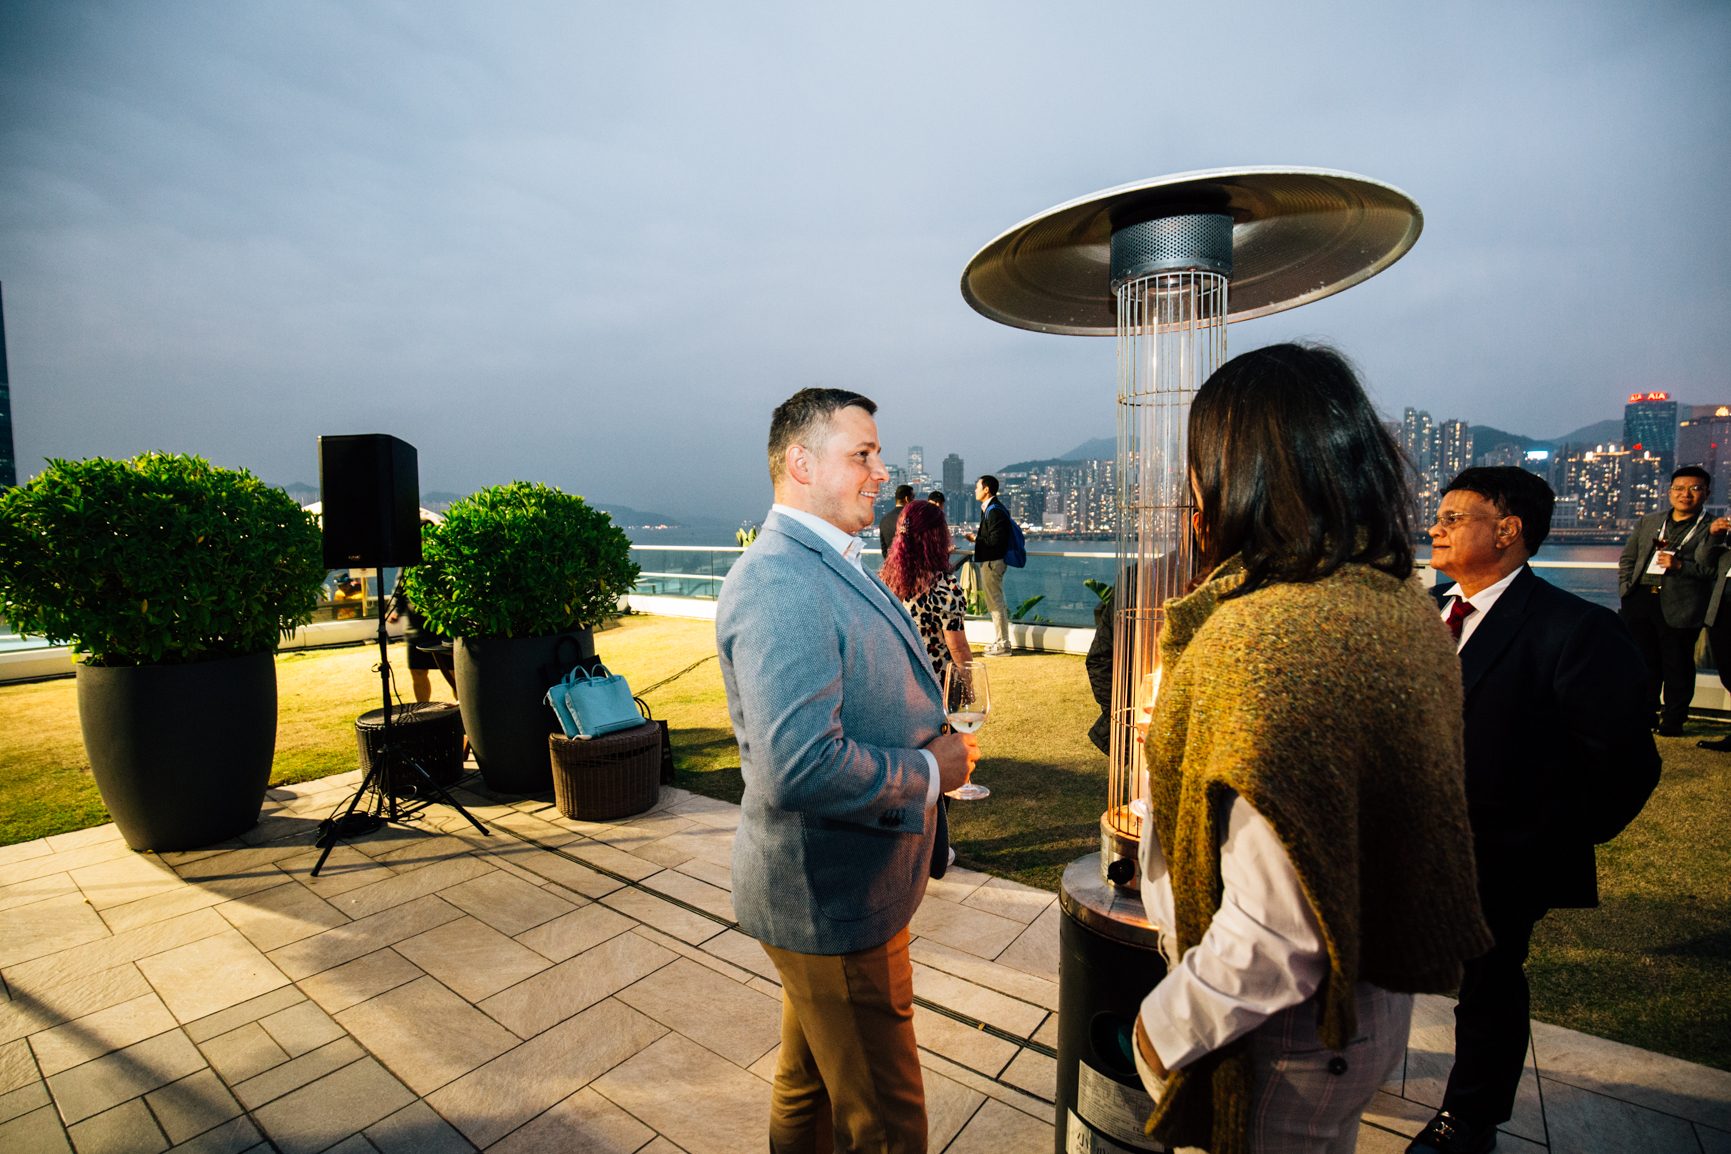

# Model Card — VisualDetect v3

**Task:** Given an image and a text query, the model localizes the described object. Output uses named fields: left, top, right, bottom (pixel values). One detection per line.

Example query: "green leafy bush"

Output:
left=402, top=481, right=639, bottom=639
left=0, top=453, right=327, bottom=665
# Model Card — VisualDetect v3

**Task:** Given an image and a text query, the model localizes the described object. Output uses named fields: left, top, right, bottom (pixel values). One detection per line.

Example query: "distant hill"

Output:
left=997, top=456, right=1077, bottom=474
left=1550, top=419, right=1621, bottom=448
left=275, top=482, right=698, bottom=529
left=1061, top=437, right=1115, bottom=461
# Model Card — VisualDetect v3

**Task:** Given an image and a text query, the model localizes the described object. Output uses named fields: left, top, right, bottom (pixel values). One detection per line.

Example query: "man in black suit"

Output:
left=1617, top=465, right=1718, bottom=735
left=877, top=484, right=914, bottom=552
left=1409, top=468, right=1661, bottom=1154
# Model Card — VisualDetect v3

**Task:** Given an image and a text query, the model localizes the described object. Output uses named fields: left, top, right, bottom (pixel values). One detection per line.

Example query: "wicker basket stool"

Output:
left=355, top=702, right=466, bottom=796
left=548, top=721, right=661, bottom=821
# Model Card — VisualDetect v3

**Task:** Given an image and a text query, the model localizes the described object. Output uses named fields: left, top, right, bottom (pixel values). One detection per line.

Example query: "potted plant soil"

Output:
left=402, top=482, right=638, bottom=792
left=0, top=453, right=326, bottom=851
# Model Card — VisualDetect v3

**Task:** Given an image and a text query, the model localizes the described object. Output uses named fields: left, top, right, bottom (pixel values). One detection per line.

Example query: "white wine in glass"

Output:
left=944, top=660, right=990, bottom=800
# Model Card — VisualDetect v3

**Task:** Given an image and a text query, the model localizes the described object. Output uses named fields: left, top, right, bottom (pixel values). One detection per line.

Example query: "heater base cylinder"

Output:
left=1056, top=857, right=1169, bottom=1153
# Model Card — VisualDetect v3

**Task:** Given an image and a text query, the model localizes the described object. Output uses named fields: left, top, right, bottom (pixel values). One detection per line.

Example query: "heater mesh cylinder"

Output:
left=1109, top=213, right=1234, bottom=285
left=1105, top=270, right=1227, bottom=860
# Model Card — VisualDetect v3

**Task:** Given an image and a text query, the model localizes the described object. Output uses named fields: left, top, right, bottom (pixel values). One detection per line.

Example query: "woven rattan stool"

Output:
left=548, top=721, right=661, bottom=821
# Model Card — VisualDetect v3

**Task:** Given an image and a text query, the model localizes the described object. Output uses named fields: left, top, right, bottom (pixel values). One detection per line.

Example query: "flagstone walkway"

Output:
left=2, top=771, right=1726, bottom=1154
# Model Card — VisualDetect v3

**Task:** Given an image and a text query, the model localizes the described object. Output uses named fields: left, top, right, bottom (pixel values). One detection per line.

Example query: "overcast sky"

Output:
left=2, top=1, right=1727, bottom=524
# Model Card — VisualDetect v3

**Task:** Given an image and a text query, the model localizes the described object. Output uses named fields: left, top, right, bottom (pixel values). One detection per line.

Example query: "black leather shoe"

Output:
left=1698, top=734, right=1731, bottom=751
left=1658, top=722, right=1685, bottom=737
left=1406, top=1110, right=1497, bottom=1154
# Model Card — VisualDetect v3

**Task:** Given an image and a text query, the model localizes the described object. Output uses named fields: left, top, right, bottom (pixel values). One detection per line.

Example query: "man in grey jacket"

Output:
left=718, top=387, right=977, bottom=1151
left=1617, top=465, right=1719, bottom=735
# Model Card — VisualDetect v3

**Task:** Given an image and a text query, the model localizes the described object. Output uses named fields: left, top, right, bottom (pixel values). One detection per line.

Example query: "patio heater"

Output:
left=961, top=167, right=1422, bottom=1152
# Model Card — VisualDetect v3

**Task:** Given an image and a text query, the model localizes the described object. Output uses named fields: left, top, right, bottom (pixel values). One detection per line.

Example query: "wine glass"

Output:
left=944, top=660, right=990, bottom=800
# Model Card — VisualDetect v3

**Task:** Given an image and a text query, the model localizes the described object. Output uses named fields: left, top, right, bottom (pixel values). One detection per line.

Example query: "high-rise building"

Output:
left=941, top=453, right=964, bottom=509
left=1438, top=419, right=1474, bottom=487
left=1624, top=391, right=1678, bottom=478
left=0, top=282, right=14, bottom=488
left=1675, top=405, right=1731, bottom=510
left=906, top=445, right=926, bottom=488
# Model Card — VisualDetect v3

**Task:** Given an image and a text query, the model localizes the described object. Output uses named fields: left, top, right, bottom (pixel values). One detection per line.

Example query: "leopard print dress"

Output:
left=900, top=571, right=968, bottom=685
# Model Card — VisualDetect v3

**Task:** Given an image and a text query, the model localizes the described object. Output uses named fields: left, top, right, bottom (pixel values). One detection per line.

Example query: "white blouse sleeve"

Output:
left=1135, top=794, right=1330, bottom=1071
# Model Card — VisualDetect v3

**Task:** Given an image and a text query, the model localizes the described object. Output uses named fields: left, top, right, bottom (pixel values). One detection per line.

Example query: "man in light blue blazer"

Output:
left=718, top=388, right=978, bottom=1151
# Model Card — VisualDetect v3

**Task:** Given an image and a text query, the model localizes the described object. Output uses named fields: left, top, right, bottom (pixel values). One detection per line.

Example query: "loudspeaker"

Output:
left=318, top=434, right=422, bottom=568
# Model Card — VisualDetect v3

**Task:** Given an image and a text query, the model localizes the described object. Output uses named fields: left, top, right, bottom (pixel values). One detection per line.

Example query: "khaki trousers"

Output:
left=760, top=927, right=927, bottom=1153
left=980, top=559, right=1010, bottom=647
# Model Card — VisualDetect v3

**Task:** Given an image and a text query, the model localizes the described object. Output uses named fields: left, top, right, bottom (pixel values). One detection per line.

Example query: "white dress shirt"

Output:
left=1437, top=565, right=1521, bottom=651
left=1136, top=795, right=1329, bottom=1071
left=769, top=505, right=941, bottom=808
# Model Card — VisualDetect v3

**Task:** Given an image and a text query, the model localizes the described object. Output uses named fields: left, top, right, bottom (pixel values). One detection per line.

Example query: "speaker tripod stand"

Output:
left=310, top=604, right=488, bottom=877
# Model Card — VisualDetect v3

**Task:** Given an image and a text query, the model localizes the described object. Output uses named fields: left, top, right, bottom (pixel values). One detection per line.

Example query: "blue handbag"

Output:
left=550, top=663, right=643, bottom=739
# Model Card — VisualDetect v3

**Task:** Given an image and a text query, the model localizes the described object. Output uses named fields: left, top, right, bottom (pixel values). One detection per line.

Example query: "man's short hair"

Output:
left=1443, top=466, right=1555, bottom=555
left=926, top=490, right=945, bottom=508
left=1673, top=464, right=1712, bottom=485
left=977, top=475, right=1000, bottom=497
left=893, top=484, right=915, bottom=504
left=767, top=388, right=877, bottom=483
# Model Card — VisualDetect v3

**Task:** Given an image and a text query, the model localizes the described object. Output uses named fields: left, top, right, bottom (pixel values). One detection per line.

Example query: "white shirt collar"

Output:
left=771, top=504, right=864, bottom=568
left=1439, top=565, right=1523, bottom=651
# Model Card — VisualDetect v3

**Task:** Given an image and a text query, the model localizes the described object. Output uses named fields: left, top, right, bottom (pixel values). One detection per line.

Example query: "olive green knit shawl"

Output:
left=1142, top=559, right=1492, bottom=1154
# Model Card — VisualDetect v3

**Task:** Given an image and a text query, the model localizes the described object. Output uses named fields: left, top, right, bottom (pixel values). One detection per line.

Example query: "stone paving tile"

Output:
left=910, top=962, right=1047, bottom=1039
left=436, top=870, right=577, bottom=936
left=1533, top=1017, right=1731, bottom=1132
left=639, top=868, right=736, bottom=922
left=137, top=931, right=290, bottom=1023
left=1399, top=993, right=1544, bottom=1144
left=925, top=1065, right=989, bottom=1152
left=69, top=854, right=186, bottom=912
left=142, top=1068, right=242, bottom=1145
left=925, top=864, right=991, bottom=905
left=641, top=827, right=735, bottom=871
left=256, top=1001, right=345, bottom=1058
left=945, top=1096, right=1054, bottom=1153
left=0, top=1080, right=51, bottom=1125
left=1000, top=1048, right=1056, bottom=1104
left=268, top=894, right=463, bottom=980
left=47, top=1028, right=206, bottom=1124
left=479, top=930, right=676, bottom=1040
left=99, top=885, right=234, bottom=936
left=428, top=998, right=666, bottom=1148
left=326, top=855, right=494, bottom=921
left=992, top=902, right=1059, bottom=982
left=961, top=877, right=1057, bottom=926
left=514, top=903, right=635, bottom=964
left=592, top=813, right=698, bottom=856
left=910, top=938, right=1059, bottom=1014
left=363, top=1099, right=475, bottom=1154
left=45, top=825, right=126, bottom=853
left=0, top=838, right=134, bottom=890
left=919, top=1050, right=1052, bottom=1123
left=0, top=1103, right=72, bottom=1152
left=486, top=1086, right=655, bottom=1154
left=1699, top=1124, right=1731, bottom=1154
left=912, top=1006, right=1017, bottom=1078
left=5, top=909, right=232, bottom=995
left=29, top=992, right=179, bottom=1077
left=215, top=880, right=350, bottom=954
left=249, top=1056, right=416, bottom=1154
left=598, top=887, right=725, bottom=945
left=665, top=795, right=741, bottom=831
left=484, top=810, right=582, bottom=848
left=182, top=986, right=305, bottom=1045
left=196, top=1022, right=291, bottom=1086
left=273, top=844, right=398, bottom=900
left=1031, top=1014, right=1057, bottom=1048
left=393, top=917, right=552, bottom=1003
left=0, top=871, right=79, bottom=914
left=336, top=977, right=517, bottom=1096
left=165, top=846, right=304, bottom=900
left=908, top=894, right=1025, bottom=961
left=629, top=926, right=759, bottom=987
left=0, top=1037, right=36, bottom=1094
left=0, top=839, right=54, bottom=870
left=562, top=840, right=665, bottom=883
left=670, top=855, right=733, bottom=892
left=295, top=949, right=424, bottom=1015
left=67, top=1096, right=168, bottom=1154
left=231, top=1036, right=366, bottom=1110
left=0, top=891, right=113, bottom=970
left=367, top=831, right=487, bottom=871
left=616, top=958, right=781, bottom=1067
left=1540, top=1076, right=1703, bottom=1153
left=699, top=929, right=781, bottom=984
left=481, top=842, right=622, bottom=900
left=0, top=965, right=153, bottom=1047
left=592, top=1033, right=772, bottom=1154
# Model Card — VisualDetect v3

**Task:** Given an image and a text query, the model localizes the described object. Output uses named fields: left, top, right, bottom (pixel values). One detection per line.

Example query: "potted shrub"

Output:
left=0, top=453, right=326, bottom=850
left=403, top=481, right=638, bottom=792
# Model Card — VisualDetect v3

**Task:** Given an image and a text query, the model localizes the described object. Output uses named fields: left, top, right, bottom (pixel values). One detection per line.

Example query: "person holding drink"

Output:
left=1129, top=343, right=1491, bottom=1154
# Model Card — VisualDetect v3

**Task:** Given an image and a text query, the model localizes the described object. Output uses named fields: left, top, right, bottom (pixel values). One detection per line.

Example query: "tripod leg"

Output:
left=310, top=755, right=389, bottom=876
left=397, top=755, right=489, bottom=837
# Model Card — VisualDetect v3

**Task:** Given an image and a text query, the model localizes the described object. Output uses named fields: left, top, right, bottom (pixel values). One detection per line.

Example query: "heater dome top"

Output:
left=960, top=167, right=1422, bottom=336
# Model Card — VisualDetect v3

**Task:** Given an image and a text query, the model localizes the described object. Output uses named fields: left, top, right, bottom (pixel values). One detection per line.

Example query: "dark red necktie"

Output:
left=1446, top=597, right=1477, bottom=643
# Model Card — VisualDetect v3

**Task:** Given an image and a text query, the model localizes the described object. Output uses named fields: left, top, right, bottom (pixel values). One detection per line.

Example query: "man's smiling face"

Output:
left=800, top=405, right=887, bottom=534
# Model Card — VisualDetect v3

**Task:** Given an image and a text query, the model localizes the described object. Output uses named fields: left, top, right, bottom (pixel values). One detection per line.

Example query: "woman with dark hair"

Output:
left=1130, top=343, right=1491, bottom=1154
left=881, top=499, right=972, bottom=684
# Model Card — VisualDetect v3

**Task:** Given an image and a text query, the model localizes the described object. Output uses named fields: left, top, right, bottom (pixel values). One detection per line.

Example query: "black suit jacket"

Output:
left=973, top=499, right=1013, bottom=563
left=1435, top=567, right=1660, bottom=909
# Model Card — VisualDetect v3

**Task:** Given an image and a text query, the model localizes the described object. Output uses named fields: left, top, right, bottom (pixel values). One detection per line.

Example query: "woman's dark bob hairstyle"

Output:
left=1189, top=342, right=1414, bottom=595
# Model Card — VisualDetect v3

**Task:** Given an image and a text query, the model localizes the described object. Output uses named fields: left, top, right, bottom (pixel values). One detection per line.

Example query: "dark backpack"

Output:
left=1003, top=510, right=1027, bottom=568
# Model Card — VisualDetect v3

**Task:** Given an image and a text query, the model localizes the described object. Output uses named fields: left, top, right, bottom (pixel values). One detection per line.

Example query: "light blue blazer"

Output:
left=717, top=510, right=946, bottom=954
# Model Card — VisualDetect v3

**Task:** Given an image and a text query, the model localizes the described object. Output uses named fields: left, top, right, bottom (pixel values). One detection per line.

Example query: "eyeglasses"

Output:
left=1670, top=485, right=1707, bottom=494
left=1432, top=511, right=1504, bottom=529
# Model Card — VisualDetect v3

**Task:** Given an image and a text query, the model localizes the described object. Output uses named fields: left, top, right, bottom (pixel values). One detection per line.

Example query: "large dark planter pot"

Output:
left=76, top=650, right=277, bottom=852
left=456, top=630, right=594, bottom=793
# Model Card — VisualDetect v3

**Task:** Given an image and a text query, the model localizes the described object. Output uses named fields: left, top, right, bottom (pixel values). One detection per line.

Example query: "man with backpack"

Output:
left=965, top=474, right=1024, bottom=655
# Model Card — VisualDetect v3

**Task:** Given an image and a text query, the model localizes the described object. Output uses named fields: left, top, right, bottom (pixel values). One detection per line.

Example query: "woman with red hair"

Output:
left=881, top=499, right=972, bottom=684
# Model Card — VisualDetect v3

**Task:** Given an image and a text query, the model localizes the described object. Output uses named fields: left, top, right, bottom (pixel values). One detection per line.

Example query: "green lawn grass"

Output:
left=2, top=613, right=1725, bottom=1070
